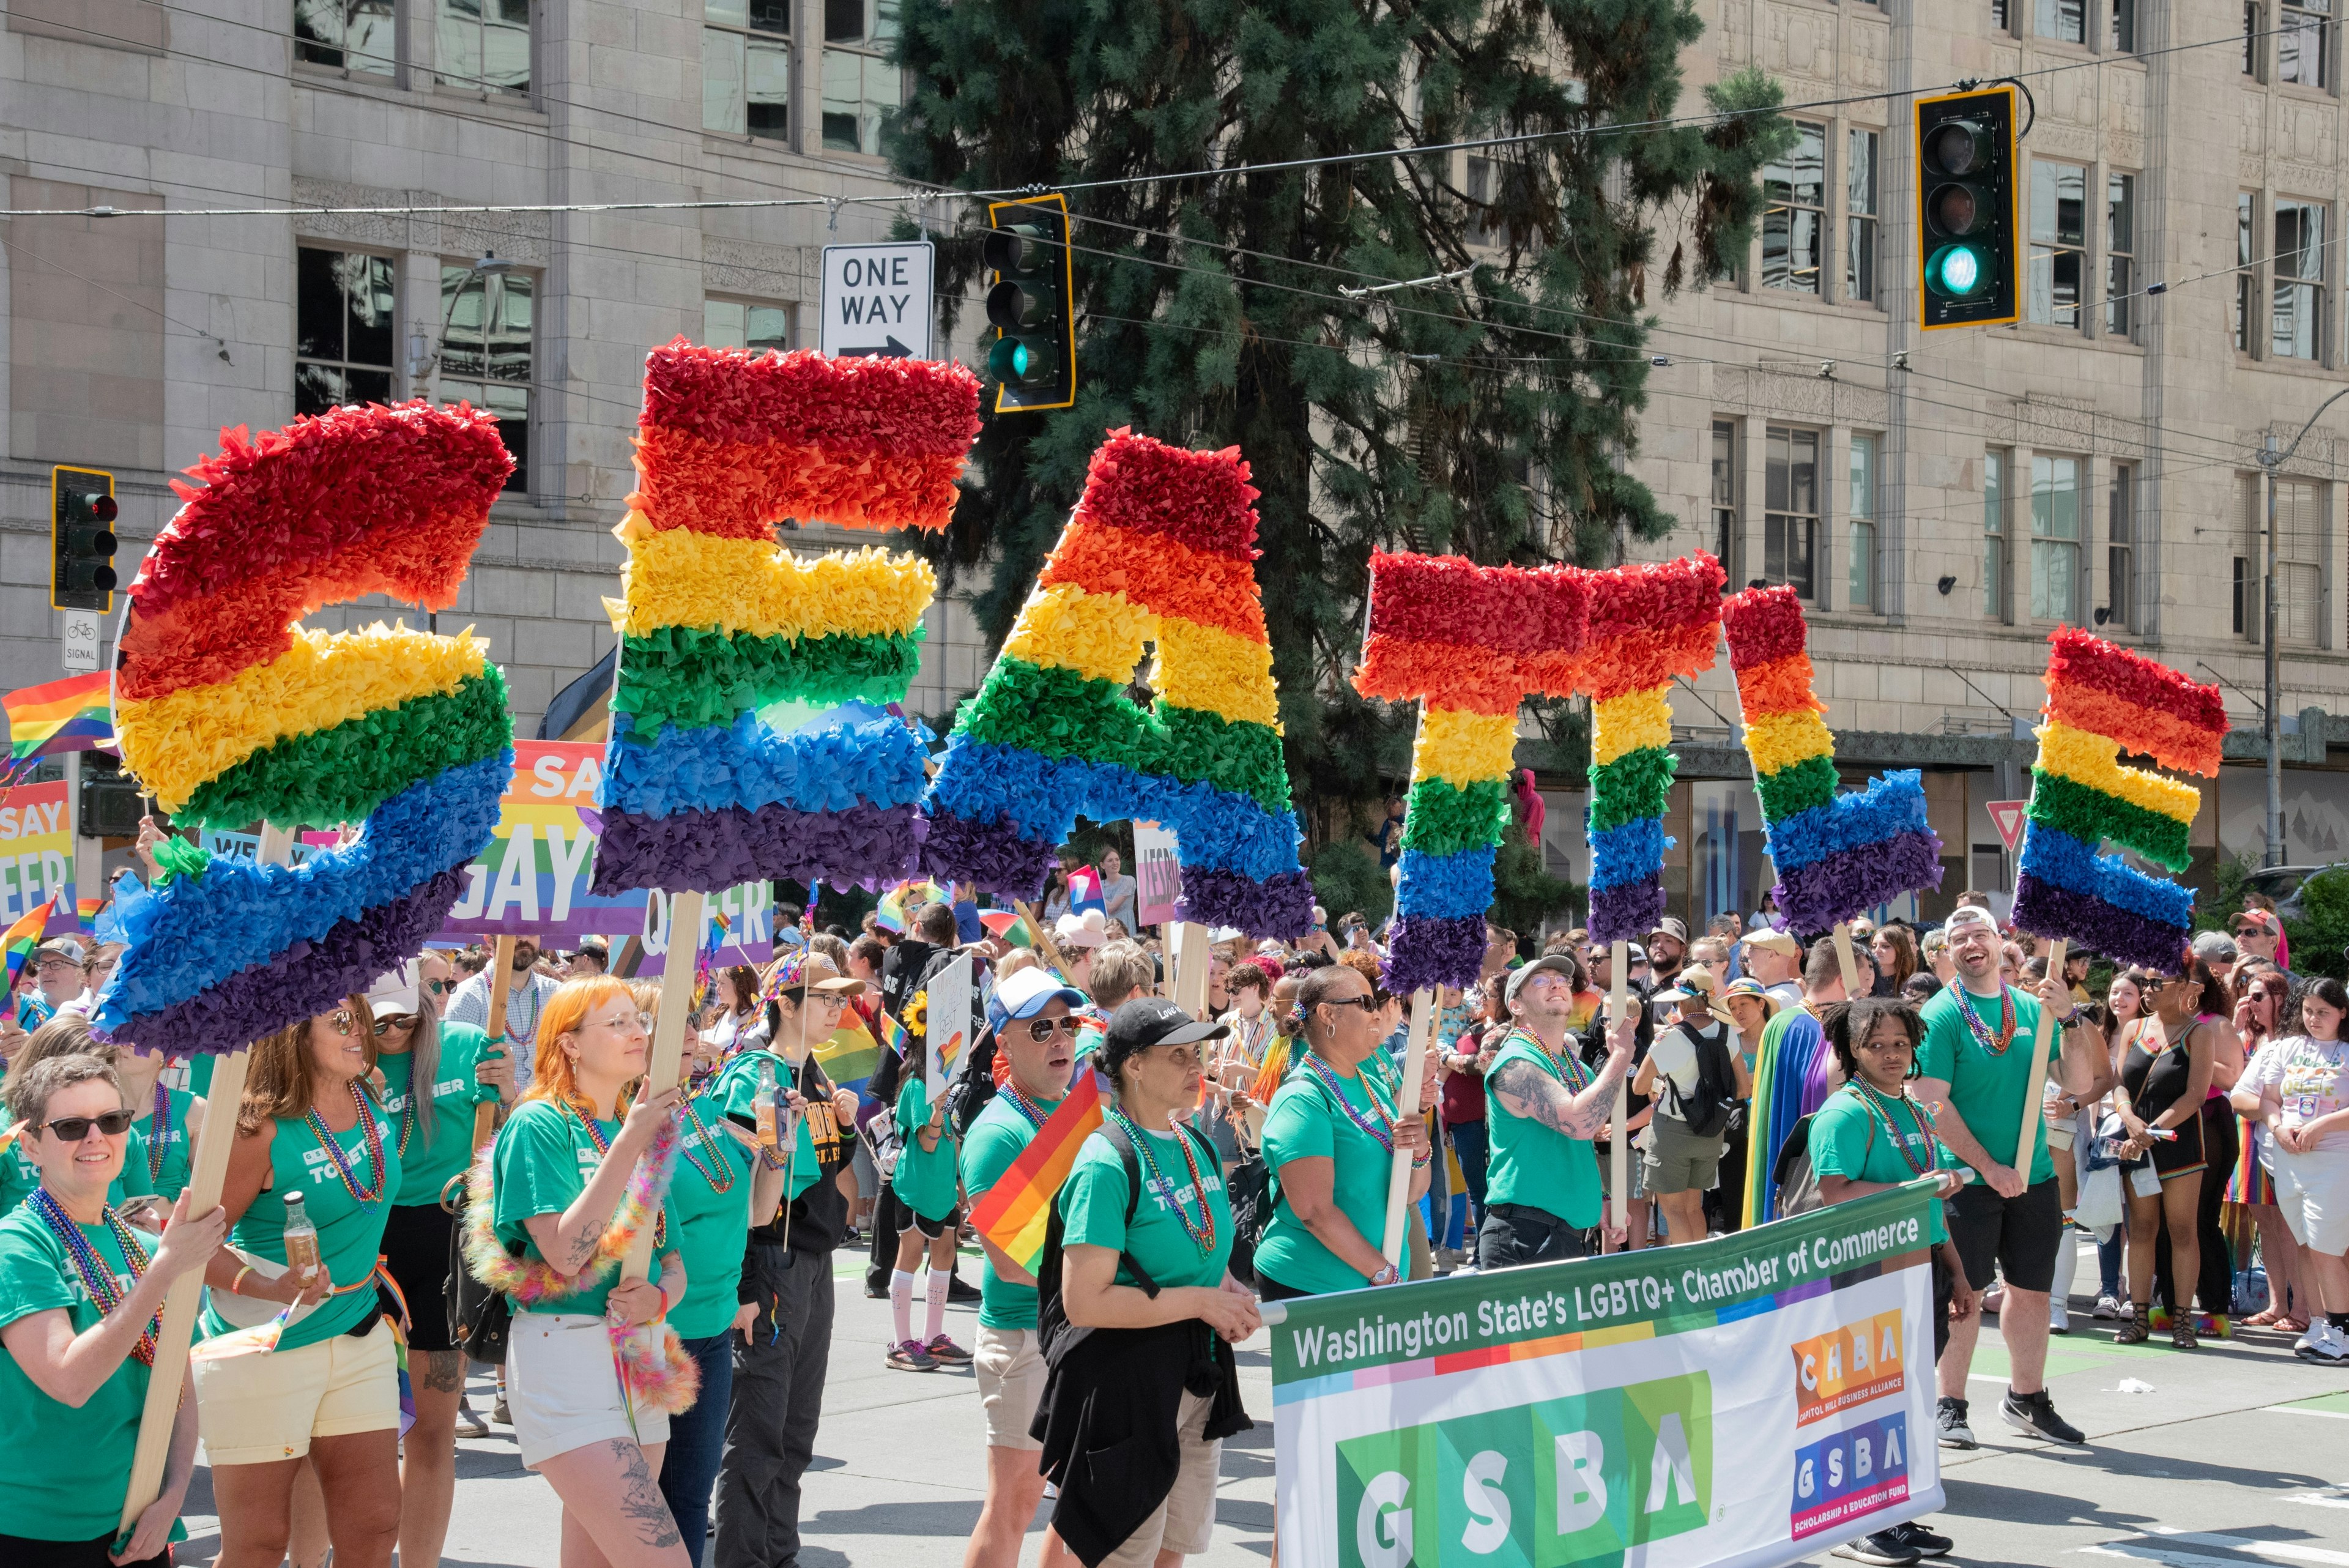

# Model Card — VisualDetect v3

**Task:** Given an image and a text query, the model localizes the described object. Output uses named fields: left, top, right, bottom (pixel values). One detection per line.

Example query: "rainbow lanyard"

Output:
left=1107, top=1109, right=1216, bottom=1254
left=1954, top=985, right=2019, bottom=1057
left=303, top=1082, right=388, bottom=1207
left=1301, top=1052, right=1397, bottom=1153
left=678, top=1102, right=738, bottom=1194
left=29, top=1187, right=158, bottom=1365
left=1847, top=1081, right=1938, bottom=1177
left=576, top=1107, right=667, bottom=1248
left=146, top=1079, right=171, bottom=1184
left=1505, top=1025, right=1594, bottom=1093
left=1000, top=1083, right=1055, bottom=1132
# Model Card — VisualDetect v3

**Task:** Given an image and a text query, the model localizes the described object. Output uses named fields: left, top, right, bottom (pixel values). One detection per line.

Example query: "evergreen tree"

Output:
left=890, top=0, right=1789, bottom=855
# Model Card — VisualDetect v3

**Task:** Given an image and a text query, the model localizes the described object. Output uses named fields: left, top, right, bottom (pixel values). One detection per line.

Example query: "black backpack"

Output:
left=1036, top=1118, right=1220, bottom=1354
left=1668, top=1023, right=1739, bottom=1140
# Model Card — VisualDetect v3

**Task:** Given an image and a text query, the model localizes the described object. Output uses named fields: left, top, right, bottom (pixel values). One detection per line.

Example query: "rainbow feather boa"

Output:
left=462, top=1113, right=702, bottom=1416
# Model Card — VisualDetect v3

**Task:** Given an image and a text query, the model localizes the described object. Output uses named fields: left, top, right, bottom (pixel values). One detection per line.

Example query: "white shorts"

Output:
left=193, top=1317, right=399, bottom=1465
left=1102, top=1389, right=1220, bottom=1568
left=974, top=1325, right=1044, bottom=1452
left=2271, top=1143, right=2349, bottom=1255
left=508, top=1312, right=673, bottom=1469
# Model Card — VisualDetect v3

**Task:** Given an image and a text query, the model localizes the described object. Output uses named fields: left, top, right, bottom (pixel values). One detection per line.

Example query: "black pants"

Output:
left=1477, top=1201, right=1591, bottom=1271
left=2154, top=1098, right=2239, bottom=1315
left=0, top=1534, right=168, bottom=1568
left=713, top=1243, right=834, bottom=1568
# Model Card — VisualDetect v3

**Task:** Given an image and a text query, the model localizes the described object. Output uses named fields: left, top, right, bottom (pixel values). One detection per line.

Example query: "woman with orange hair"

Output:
left=489, top=975, right=689, bottom=1568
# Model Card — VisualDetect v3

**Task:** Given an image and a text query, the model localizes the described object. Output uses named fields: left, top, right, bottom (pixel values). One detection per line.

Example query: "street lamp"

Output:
left=2254, top=384, right=2349, bottom=867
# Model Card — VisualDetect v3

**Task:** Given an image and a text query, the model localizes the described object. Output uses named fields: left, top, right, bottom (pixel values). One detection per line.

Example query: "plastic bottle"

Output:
left=281, top=1189, right=321, bottom=1282
left=755, top=1057, right=779, bottom=1149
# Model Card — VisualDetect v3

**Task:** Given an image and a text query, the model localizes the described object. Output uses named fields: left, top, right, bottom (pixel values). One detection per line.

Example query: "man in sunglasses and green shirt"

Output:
left=959, top=966, right=1089, bottom=1568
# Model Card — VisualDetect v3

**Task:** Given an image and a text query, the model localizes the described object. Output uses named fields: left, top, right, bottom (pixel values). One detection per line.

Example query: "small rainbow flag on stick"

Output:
left=4, top=672, right=112, bottom=776
left=968, top=1071, right=1105, bottom=1273
left=4, top=894, right=61, bottom=1006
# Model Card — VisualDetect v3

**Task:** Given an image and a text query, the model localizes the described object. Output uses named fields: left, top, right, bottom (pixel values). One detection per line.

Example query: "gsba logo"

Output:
left=1335, top=1373, right=1710, bottom=1568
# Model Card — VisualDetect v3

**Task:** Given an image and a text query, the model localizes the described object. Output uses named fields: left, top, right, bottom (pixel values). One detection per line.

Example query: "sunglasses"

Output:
left=326, top=1009, right=359, bottom=1036
left=424, top=978, right=447, bottom=996
left=1320, top=994, right=1380, bottom=1013
left=373, top=1014, right=416, bottom=1036
left=1021, top=1016, right=1078, bottom=1042
left=43, top=1109, right=135, bottom=1140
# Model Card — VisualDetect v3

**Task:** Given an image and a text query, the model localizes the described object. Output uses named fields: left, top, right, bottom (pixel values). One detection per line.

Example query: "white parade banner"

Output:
left=1265, top=1181, right=1943, bottom=1568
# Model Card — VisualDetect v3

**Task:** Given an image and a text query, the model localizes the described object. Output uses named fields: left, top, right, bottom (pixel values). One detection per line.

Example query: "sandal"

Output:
left=2115, top=1306, right=2153, bottom=1346
left=2170, top=1315, right=2199, bottom=1350
left=2241, top=1307, right=2284, bottom=1328
left=2277, top=1316, right=2311, bottom=1336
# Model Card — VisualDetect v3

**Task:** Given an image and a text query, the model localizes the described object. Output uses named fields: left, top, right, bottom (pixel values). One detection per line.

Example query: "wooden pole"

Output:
left=1609, top=938, right=1630, bottom=1233
left=117, top=824, right=295, bottom=1534
left=1015, top=899, right=1073, bottom=981
left=1169, top=920, right=1211, bottom=1019
left=1831, top=922, right=1865, bottom=999
left=472, top=934, right=518, bottom=1150
left=2014, top=937, right=2066, bottom=1173
left=1380, top=988, right=1435, bottom=1267
left=621, top=889, right=703, bottom=1281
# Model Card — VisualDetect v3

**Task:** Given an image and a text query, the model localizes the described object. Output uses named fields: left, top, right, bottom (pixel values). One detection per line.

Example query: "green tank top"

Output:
left=1482, top=1028, right=1603, bottom=1227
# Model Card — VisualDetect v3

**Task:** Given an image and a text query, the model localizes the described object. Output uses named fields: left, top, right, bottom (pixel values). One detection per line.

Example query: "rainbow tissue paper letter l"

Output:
left=1720, top=585, right=1943, bottom=933
left=2011, top=628, right=2227, bottom=972
left=1353, top=552, right=1590, bottom=995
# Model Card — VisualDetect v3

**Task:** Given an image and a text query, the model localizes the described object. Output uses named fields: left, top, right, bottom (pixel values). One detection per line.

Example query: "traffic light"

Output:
left=1917, top=85, right=2020, bottom=330
left=983, top=193, right=1076, bottom=413
left=51, top=466, right=117, bottom=613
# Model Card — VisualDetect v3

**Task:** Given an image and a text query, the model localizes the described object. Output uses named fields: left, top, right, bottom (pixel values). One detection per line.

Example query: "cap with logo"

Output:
left=987, top=967, right=1089, bottom=1033
left=1104, top=997, right=1230, bottom=1057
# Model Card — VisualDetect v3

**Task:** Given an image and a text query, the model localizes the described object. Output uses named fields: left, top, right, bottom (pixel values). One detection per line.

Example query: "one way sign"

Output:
left=819, top=241, right=933, bottom=360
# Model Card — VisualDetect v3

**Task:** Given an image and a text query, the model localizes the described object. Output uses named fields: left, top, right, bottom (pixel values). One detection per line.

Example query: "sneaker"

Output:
left=837, top=1227, right=863, bottom=1249
left=2296, top=1321, right=2349, bottom=1364
left=1891, top=1522, right=1954, bottom=1558
left=2049, top=1296, right=2071, bottom=1335
left=2001, top=1388, right=2085, bottom=1445
left=887, top=1339, right=938, bottom=1372
left=2092, top=1293, right=2124, bottom=1321
left=946, top=1273, right=983, bottom=1306
left=1833, top=1531, right=1921, bottom=1566
left=1935, top=1396, right=1977, bottom=1451
left=456, top=1400, right=489, bottom=1438
left=924, top=1334, right=973, bottom=1365
left=491, top=1395, right=512, bottom=1427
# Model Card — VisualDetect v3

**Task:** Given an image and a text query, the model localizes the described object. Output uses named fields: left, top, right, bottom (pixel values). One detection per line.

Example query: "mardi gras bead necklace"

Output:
left=576, top=1105, right=669, bottom=1247
left=1000, top=1083, right=1054, bottom=1132
left=29, top=1187, right=159, bottom=1365
left=1301, top=1051, right=1396, bottom=1153
left=146, top=1078, right=172, bottom=1184
left=1107, top=1108, right=1216, bottom=1254
left=677, top=1102, right=738, bottom=1193
left=1507, top=1025, right=1594, bottom=1093
left=1847, top=1080, right=1939, bottom=1176
left=304, top=1082, right=389, bottom=1206
left=1954, top=984, right=2019, bottom=1057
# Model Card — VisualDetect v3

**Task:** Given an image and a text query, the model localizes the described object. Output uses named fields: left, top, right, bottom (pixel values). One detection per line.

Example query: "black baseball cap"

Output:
left=1104, top=997, right=1230, bottom=1055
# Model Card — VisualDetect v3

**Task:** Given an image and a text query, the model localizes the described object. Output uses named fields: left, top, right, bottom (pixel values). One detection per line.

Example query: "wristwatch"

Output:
left=1368, top=1263, right=1400, bottom=1287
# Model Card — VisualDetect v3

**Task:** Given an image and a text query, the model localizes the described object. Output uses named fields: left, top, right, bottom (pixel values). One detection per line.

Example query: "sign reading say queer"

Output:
left=0, top=780, right=72, bottom=926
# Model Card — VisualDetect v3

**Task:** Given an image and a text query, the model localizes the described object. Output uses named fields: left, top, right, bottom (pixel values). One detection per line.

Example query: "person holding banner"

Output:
left=1915, top=905, right=2103, bottom=1449
left=1479, top=956, right=1638, bottom=1269
left=0, top=1053, right=228, bottom=1567
left=1255, top=965, right=1433, bottom=1300
left=193, top=999, right=404, bottom=1568
left=957, top=966, right=1088, bottom=1568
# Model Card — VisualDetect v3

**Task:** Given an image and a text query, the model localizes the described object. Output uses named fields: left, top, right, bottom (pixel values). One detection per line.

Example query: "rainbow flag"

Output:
left=968, top=1070, right=1106, bottom=1272
left=1720, top=587, right=1942, bottom=933
left=874, top=879, right=948, bottom=934
left=2012, top=629, right=2226, bottom=972
left=4, top=894, right=59, bottom=999
left=4, top=672, right=111, bottom=773
left=812, top=1015, right=881, bottom=1098
left=874, top=1008, right=908, bottom=1060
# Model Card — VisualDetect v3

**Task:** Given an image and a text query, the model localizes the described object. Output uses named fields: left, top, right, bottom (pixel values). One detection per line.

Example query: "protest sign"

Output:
left=1269, top=1181, right=1941, bottom=1568
left=0, top=781, right=72, bottom=926
left=1134, top=819, right=1182, bottom=927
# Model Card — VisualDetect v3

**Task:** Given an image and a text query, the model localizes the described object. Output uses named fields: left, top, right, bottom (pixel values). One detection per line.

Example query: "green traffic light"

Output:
left=1928, top=243, right=1985, bottom=299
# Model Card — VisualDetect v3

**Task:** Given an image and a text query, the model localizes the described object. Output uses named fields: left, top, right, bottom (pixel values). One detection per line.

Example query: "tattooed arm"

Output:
left=1486, top=1016, right=1637, bottom=1140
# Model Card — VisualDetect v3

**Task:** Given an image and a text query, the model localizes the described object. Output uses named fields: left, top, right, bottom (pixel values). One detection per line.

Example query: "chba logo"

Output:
left=1792, top=1309, right=1906, bottom=1424
left=1336, top=1373, right=1710, bottom=1568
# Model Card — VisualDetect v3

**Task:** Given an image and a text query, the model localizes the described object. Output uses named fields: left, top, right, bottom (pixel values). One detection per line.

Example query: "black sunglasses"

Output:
left=43, top=1110, right=135, bottom=1141
left=1320, top=995, right=1380, bottom=1013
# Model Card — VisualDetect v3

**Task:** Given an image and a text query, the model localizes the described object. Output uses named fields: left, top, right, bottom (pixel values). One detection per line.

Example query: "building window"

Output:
left=705, top=0, right=790, bottom=141
left=2032, top=455, right=2084, bottom=623
left=1846, top=130, right=1879, bottom=303
left=1466, top=158, right=1502, bottom=248
left=2112, top=0, right=2136, bottom=50
left=2107, top=462, right=2134, bottom=630
left=2029, top=160, right=2088, bottom=329
left=2106, top=174, right=2136, bottom=336
left=2038, top=0, right=2087, bottom=42
left=295, top=0, right=395, bottom=75
left=1710, top=420, right=1739, bottom=581
left=2235, top=555, right=2251, bottom=636
left=1985, top=450, right=2009, bottom=622
left=295, top=247, right=396, bottom=418
left=1764, top=426, right=1819, bottom=600
left=1847, top=435, right=1878, bottom=611
left=2249, top=1, right=2266, bottom=75
left=442, top=266, right=532, bottom=491
left=2239, top=193, right=2258, bottom=351
left=437, top=0, right=530, bottom=94
left=2273, top=199, right=2327, bottom=360
left=822, top=0, right=900, bottom=155
left=2282, top=0, right=2332, bottom=86
left=2274, top=477, right=2328, bottom=643
left=1761, top=122, right=1825, bottom=295
left=1993, top=0, right=2009, bottom=28
left=704, top=298, right=795, bottom=355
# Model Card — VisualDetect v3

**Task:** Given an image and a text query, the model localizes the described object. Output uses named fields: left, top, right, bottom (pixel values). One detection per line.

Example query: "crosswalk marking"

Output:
left=2082, top=1531, right=2349, bottom=1568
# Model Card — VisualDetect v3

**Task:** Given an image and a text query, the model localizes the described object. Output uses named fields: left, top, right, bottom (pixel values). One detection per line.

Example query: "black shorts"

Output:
left=881, top=1187, right=960, bottom=1241
left=0, top=1533, right=168, bottom=1568
left=1477, top=1202, right=1590, bottom=1272
left=1256, top=1272, right=1315, bottom=1302
left=380, top=1198, right=461, bottom=1354
left=1946, top=1176, right=2063, bottom=1295
left=2148, top=1111, right=2207, bottom=1179
left=1932, top=1252, right=1954, bottom=1363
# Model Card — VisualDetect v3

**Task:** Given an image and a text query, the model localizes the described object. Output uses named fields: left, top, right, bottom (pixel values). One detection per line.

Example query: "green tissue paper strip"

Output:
left=1754, top=754, right=1840, bottom=822
left=2027, top=767, right=2193, bottom=872
left=1401, top=777, right=1512, bottom=858
left=1588, top=745, right=1679, bottom=833
left=613, top=625, right=925, bottom=731
left=149, top=834, right=212, bottom=887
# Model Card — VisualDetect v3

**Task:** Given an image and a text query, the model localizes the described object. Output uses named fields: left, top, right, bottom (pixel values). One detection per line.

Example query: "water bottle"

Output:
left=282, top=1189, right=321, bottom=1283
left=755, top=1057, right=779, bottom=1149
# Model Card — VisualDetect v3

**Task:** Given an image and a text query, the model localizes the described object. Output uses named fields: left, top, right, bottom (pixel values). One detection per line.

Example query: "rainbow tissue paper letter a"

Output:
left=593, top=341, right=982, bottom=894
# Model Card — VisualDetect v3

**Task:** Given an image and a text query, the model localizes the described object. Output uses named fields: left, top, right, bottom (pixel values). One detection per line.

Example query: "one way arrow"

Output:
left=841, top=335, right=913, bottom=358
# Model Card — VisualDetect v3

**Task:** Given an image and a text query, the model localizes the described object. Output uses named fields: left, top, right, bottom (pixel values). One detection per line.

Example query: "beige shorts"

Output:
left=1102, top=1389, right=1220, bottom=1568
left=2271, top=1145, right=2349, bottom=1255
left=194, top=1317, right=399, bottom=1465
left=975, top=1325, right=1045, bottom=1452
left=508, top=1312, right=672, bottom=1470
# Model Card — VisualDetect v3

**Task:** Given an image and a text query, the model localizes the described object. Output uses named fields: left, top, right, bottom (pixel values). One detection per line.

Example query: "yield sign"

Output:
left=1987, top=800, right=2028, bottom=853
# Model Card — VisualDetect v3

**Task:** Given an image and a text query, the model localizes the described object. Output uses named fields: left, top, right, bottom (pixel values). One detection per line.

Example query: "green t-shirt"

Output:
left=1481, top=1029, right=1602, bottom=1227
left=711, top=1049, right=823, bottom=1202
left=1915, top=983, right=2054, bottom=1186
left=667, top=1094, right=759, bottom=1340
left=1807, top=1086, right=1949, bottom=1245
left=132, top=1086, right=198, bottom=1204
left=1059, top=1121, right=1233, bottom=1292
left=0, top=1203, right=174, bottom=1543
left=891, top=1078, right=960, bottom=1222
left=381, top=1024, right=496, bottom=1209
left=959, top=1089, right=1061, bottom=1330
left=491, top=1099, right=680, bottom=1320
left=202, top=1092, right=403, bottom=1351
left=185, top=1053, right=216, bottom=1099
left=0, top=1124, right=149, bottom=1218
left=1256, top=1064, right=1398, bottom=1295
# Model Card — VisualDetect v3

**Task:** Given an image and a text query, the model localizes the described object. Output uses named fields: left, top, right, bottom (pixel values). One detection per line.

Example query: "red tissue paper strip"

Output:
left=117, top=402, right=512, bottom=702
left=1072, top=428, right=1261, bottom=562
left=1362, top=552, right=1591, bottom=656
left=2041, top=627, right=2228, bottom=776
left=1720, top=584, right=1809, bottom=672
left=1566, top=555, right=1726, bottom=700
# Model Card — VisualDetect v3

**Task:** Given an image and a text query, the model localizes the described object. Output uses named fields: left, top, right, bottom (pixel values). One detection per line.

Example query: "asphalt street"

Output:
left=166, top=1236, right=2349, bottom=1567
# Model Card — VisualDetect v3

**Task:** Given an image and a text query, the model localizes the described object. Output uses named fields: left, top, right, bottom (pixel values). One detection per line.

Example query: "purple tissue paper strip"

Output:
left=1382, top=914, right=1488, bottom=997
left=918, top=809, right=1056, bottom=901
left=1772, top=830, right=1946, bottom=938
left=1174, top=868, right=1316, bottom=941
left=1587, top=873, right=1665, bottom=948
left=2011, top=874, right=2191, bottom=974
left=592, top=800, right=921, bottom=896
left=97, top=870, right=464, bottom=1059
